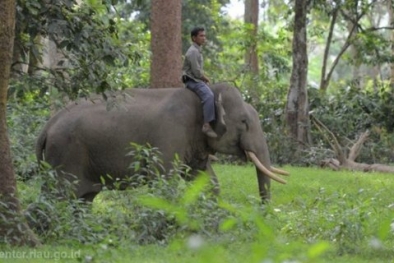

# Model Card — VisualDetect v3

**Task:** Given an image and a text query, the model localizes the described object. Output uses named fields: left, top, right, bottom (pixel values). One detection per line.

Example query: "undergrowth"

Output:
left=2, top=145, right=393, bottom=262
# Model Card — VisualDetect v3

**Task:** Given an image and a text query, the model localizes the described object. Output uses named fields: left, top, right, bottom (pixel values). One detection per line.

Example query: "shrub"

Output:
left=23, top=144, right=230, bottom=246
left=7, top=96, right=50, bottom=181
left=309, top=85, right=394, bottom=165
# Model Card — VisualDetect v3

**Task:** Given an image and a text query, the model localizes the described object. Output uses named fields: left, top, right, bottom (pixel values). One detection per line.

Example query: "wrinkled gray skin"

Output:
left=36, top=83, right=275, bottom=203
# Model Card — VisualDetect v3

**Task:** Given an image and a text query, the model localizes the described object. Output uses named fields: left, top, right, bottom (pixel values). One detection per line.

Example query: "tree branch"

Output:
left=339, top=0, right=377, bottom=27
left=320, top=3, right=372, bottom=91
left=348, top=130, right=370, bottom=161
left=320, top=7, right=338, bottom=91
left=323, top=23, right=357, bottom=90
left=364, top=26, right=394, bottom=31
left=310, top=114, right=347, bottom=163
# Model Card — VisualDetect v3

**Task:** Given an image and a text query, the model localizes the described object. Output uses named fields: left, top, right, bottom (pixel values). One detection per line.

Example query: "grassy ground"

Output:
left=2, top=164, right=394, bottom=263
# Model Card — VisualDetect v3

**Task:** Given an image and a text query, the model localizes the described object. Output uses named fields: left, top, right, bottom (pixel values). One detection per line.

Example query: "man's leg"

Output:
left=185, top=81, right=217, bottom=138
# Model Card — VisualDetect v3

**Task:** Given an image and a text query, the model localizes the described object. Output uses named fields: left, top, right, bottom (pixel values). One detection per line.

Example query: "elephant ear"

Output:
left=213, top=93, right=227, bottom=136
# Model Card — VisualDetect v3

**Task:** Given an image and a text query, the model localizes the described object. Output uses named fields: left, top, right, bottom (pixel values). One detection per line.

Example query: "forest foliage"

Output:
left=8, top=0, right=394, bottom=180
left=3, top=0, right=394, bottom=260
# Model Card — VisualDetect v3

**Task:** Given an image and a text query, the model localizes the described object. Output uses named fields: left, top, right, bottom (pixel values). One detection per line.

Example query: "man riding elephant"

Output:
left=182, top=26, right=217, bottom=138
left=35, top=82, right=289, bottom=204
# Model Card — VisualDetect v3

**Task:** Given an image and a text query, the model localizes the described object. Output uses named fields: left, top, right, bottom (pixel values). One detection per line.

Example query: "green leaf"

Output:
left=307, top=242, right=330, bottom=259
left=182, top=173, right=210, bottom=205
left=59, top=40, right=70, bottom=49
left=377, top=218, right=392, bottom=240
left=138, top=196, right=187, bottom=224
left=219, top=218, right=237, bottom=231
left=138, top=196, right=173, bottom=211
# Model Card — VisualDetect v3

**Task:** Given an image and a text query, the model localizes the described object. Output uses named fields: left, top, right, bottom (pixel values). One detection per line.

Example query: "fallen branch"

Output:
left=311, top=114, right=346, bottom=163
left=312, top=115, right=394, bottom=174
left=348, top=130, right=370, bottom=161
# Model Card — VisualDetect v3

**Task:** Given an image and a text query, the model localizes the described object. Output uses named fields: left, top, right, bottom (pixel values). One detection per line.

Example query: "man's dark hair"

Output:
left=191, top=27, right=205, bottom=37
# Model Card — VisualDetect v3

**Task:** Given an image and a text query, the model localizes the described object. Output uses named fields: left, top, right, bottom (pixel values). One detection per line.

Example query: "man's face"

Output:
left=192, top=31, right=206, bottom=46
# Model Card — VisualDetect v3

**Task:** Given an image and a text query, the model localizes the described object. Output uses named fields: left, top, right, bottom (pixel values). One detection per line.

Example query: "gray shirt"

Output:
left=182, top=43, right=204, bottom=82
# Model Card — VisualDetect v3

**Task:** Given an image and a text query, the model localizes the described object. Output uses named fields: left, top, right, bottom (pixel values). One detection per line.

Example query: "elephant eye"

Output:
left=242, top=119, right=249, bottom=131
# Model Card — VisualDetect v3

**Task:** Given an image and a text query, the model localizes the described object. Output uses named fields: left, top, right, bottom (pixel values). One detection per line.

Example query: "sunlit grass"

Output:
left=10, top=164, right=394, bottom=263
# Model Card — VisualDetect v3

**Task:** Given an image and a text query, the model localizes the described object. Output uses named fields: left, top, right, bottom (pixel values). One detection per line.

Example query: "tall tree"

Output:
left=150, top=0, right=183, bottom=88
left=244, top=0, right=259, bottom=75
left=0, top=0, right=40, bottom=246
left=390, top=0, right=394, bottom=90
left=127, top=0, right=230, bottom=55
left=286, top=0, right=310, bottom=148
left=317, top=1, right=387, bottom=92
left=346, top=1, right=361, bottom=88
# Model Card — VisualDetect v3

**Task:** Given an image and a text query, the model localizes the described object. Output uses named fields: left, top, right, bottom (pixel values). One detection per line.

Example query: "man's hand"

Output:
left=202, top=75, right=210, bottom=83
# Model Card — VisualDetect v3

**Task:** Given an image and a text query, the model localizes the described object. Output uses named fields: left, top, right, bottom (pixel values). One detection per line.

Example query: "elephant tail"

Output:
left=35, top=129, right=47, bottom=166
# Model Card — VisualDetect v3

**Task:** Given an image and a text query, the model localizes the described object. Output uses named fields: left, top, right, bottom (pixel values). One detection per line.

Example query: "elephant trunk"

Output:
left=239, top=117, right=289, bottom=202
left=245, top=151, right=289, bottom=203
left=256, top=166, right=271, bottom=202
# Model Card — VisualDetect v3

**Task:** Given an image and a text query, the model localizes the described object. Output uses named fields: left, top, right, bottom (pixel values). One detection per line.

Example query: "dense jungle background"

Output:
left=8, top=0, right=394, bottom=179
left=1, top=0, right=394, bottom=262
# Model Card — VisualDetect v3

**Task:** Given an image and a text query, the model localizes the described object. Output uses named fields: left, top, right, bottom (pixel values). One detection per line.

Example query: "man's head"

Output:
left=191, top=27, right=206, bottom=46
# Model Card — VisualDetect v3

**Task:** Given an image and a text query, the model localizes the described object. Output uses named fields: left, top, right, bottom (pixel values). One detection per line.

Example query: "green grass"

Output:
left=3, top=164, right=394, bottom=263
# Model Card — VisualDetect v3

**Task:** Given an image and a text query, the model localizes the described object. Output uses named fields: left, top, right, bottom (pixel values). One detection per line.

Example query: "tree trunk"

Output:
left=244, top=0, right=259, bottom=75
left=0, top=0, right=40, bottom=246
left=364, top=5, right=383, bottom=91
left=346, top=3, right=361, bottom=89
left=27, top=34, right=43, bottom=76
left=286, top=0, right=310, bottom=148
left=389, top=0, right=394, bottom=91
left=319, top=6, right=338, bottom=92
left=11, top=34, right=27, bottom=77
left=150, top=0, right=183, bottom=88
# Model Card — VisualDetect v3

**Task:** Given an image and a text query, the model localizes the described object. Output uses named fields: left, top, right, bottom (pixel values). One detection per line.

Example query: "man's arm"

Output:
left=188, top=50, right=209, bottom=82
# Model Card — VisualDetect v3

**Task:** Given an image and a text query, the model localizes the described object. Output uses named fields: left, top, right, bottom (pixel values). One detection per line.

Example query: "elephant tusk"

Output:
left=270, top=166, right=290, bottom=176
left=245, top=151, right=287, bottom=184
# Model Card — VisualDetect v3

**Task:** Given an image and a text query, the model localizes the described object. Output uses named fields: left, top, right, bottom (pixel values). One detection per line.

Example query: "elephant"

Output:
left=35, top=82, right=289, bottom=203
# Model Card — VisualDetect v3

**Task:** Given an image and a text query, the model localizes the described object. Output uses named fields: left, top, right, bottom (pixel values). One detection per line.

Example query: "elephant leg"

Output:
left=74, top=179, right=102, bottom=202
left=39, top=169, right=79, bottom=200
left=79, top=191, right=99, bottom=203
left=205, top=161, right=220, bottom=196
left=41, top=167, right=101, bottom=203
left=71, top=181, right=101, bottom=220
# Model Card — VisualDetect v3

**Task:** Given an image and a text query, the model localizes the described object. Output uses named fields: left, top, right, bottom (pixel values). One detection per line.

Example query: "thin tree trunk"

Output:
left=389, top=0, right=394, bottom=91
left=347, top=2, right=361, bottom=89
left=320, top=22, right=356, bottom=92
left=319, top=7, right=338, bottom=92
left=27, top=35, right=43, bottom=76
left=286, top=0, right=310, bottom=148
left=0, top=0, right=40, bottom=246
left=150, top=0, right=183, bottom=88
left=366, top=9, right=383, bottom=92
left=11, top=35, right=27, bottom=77
left=320, top=6, right=369, bottom=92
left=244, top=0, right=259, bottom=75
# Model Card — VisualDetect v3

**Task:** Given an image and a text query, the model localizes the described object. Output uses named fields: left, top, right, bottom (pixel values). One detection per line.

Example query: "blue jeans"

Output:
left=185, top=80, right=215, bottom=123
